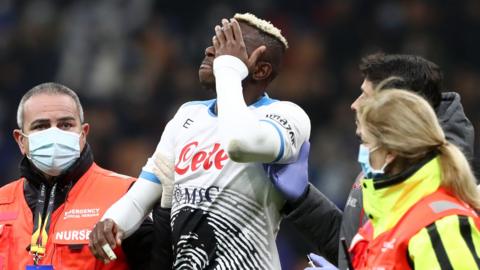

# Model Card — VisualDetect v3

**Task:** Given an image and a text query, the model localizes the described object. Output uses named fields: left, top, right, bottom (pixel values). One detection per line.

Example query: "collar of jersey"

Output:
left=208, top=92, right=277, bottom=116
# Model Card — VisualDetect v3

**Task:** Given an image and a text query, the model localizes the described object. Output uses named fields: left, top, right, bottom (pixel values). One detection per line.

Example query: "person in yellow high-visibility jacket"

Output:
left=349, top=86, right=480, bottom=270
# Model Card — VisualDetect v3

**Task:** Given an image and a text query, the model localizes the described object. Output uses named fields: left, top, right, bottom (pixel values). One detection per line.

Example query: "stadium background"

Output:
left=0, top=0, right=479, bottom=268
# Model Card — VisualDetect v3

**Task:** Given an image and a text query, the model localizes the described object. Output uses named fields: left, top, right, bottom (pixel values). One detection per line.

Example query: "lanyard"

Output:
left=30, top=183, right=57, bottom=265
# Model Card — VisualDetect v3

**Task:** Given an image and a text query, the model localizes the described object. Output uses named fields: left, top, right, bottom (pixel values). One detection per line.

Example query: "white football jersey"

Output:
left=141, top=94, right=310, bottom=269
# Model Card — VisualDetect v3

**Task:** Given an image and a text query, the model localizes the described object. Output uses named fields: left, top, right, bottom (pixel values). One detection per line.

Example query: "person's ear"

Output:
left=385, top=151, right=397, bottom=165
left=79, top=123, right=90, bottom=151
left=252, top=61, right=272, bottom=81
left=13, top=129, right=27, bottom=155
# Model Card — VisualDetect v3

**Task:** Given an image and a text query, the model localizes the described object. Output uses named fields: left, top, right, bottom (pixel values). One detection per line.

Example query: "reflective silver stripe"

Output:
left=429, top=200, right=467, bottom=213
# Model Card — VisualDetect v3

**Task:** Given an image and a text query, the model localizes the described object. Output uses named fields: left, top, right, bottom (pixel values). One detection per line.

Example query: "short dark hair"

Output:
left=237, top=22, right=286, bottom=83
left=235, top=13, right=287, bottom=83
left=359, top=53, right=443, bottom=108
left=17, top=82, right=84, bottom=129
left=250, top=29, right=285, bottom=82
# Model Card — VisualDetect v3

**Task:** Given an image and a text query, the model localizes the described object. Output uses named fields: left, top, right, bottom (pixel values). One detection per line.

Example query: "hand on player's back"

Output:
left=212, top=18, right=265, bottom=72
left=264, top=141, right=310, bottom=201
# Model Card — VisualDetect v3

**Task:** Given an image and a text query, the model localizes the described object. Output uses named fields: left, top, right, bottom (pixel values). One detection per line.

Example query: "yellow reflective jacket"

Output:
left=354, top=157, right=480, bottom=269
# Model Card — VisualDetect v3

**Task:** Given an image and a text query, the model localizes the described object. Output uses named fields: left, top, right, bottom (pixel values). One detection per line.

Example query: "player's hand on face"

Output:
left=88, top=219, right=123, bottom=264
left=212, top=18, right=266, bottom=72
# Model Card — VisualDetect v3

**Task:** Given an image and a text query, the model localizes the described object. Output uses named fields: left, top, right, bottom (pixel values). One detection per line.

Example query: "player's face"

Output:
left=198, top=21, right=257, bottom=90
left=199, top=45, right=216, bottom=90
left=351, top=79, right=374, bottom=136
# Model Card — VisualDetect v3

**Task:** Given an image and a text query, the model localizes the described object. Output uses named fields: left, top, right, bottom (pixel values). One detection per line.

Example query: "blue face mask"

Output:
left=357, top=144, right=388, bottom=179
left=24, top=127, right=81, bottom=176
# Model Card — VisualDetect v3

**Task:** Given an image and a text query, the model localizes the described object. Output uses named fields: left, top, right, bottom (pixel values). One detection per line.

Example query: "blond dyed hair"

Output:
left=357, top=87, right=480, bottom=209
left=234, top=13, right=288, bottom=49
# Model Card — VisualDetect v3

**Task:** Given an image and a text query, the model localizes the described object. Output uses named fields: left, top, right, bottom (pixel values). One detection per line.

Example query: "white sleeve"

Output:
left=101, top=118, right=177, bottom=237
left=213, top=55, right=282, bottom=163
left=260, top=102, right=311, bottom=163
left=140, top=119, right=176, bottom=208
left=213, top=55, right=310, bottom=163
left=102, top=179, right=162, bottom=238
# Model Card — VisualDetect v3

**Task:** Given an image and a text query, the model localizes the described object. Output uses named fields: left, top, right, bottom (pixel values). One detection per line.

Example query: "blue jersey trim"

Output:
left=182, top=99, right=217, bottom=117
left=251, top=93, right=278, bottom=108
left=182, top=99, right=216, bottom=108
left=260, top=119, right=285, bottom=162
left=184, top=93, right=277, bottom=117
left=208, top=100, right=217, bottom=117
left=139, top=171, right=161, bottom=184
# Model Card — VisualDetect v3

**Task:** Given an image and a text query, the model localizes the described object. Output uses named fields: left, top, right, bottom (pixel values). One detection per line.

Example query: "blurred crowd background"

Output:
left=1, top=0, right=479, bottom=269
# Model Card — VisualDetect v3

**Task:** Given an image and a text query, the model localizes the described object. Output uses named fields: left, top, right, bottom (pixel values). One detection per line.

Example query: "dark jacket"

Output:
left=282, top=184, right=342, bottom=264
left=21, top=144, right=172, bottom=270
left=435, top=92, right=475, bottom=159
left=150, top=205, right=174, bottom=270
left=285, top=92, right=475, bottom=269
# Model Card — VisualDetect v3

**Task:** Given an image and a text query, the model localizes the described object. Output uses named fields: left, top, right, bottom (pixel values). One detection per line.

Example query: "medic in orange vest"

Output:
left=0, top=83, right=159, bottom=270
left=348, top=88, right=480, bottom=270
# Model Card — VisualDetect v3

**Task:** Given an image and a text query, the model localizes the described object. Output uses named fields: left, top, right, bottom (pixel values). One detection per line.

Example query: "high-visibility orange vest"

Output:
left=0, top=163, right=134, bottom=270
left=351, top=188, right=480, bottom=270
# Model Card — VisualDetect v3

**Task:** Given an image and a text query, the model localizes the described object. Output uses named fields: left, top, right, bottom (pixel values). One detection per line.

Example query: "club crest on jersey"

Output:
left=175, top=141, right=229, bottom=175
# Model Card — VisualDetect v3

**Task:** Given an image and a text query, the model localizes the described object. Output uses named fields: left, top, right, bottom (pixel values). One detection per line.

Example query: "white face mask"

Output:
left=23, top=127, right=81, bottom=176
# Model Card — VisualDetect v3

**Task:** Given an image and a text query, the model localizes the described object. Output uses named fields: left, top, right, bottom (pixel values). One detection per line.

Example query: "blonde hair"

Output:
left=358, top=87, right=480, bottom=209
left=234, top=13, right=289, bottom=49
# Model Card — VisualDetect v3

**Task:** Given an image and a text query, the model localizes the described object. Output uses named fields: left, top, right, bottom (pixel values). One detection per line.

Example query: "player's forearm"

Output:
left=214, top=55, right=281, bottom=163
left=102, top=179, right=163, bottom=238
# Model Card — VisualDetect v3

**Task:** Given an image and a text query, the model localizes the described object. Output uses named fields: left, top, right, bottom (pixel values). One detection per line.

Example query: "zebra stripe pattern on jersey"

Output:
left=171, top=188, right=275, bottom=269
